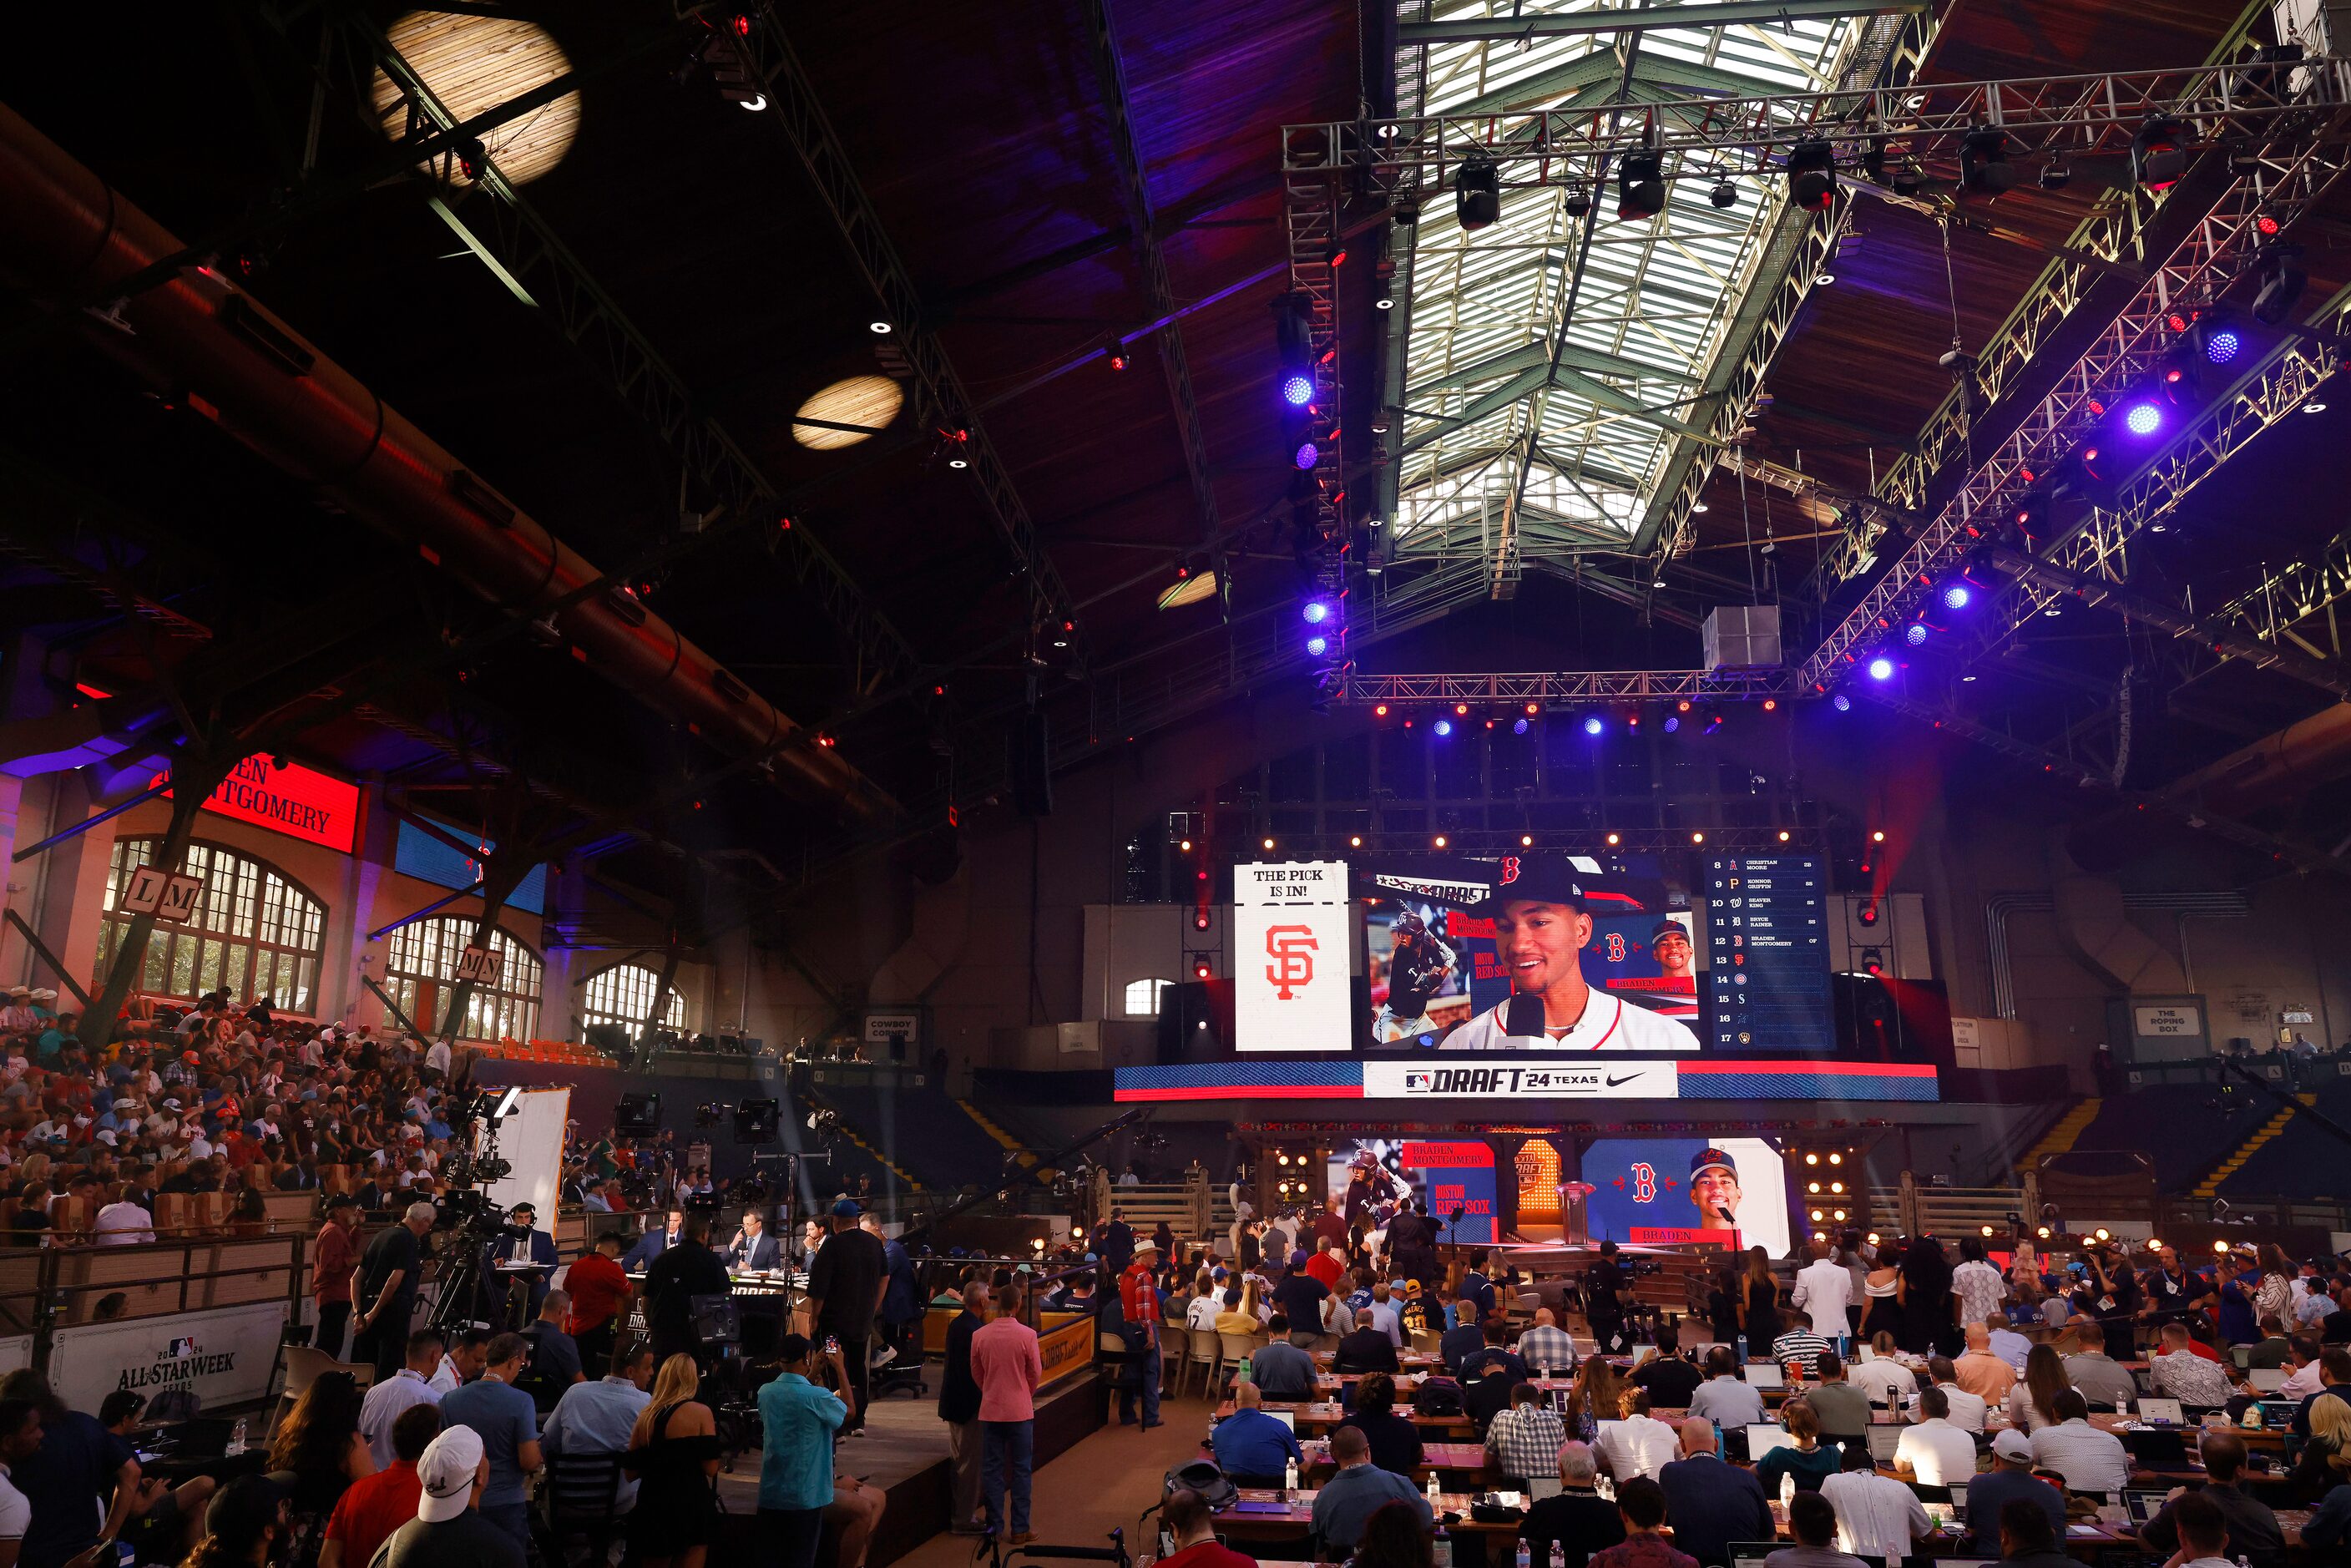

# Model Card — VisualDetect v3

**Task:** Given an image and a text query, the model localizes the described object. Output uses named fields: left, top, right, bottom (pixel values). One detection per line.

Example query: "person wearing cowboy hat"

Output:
left=1115, top=1237, right=1165, bottom=1429
left=1441, top=856, right=1700, bottom=1051
left=0, top=989, right=34, bottom=1033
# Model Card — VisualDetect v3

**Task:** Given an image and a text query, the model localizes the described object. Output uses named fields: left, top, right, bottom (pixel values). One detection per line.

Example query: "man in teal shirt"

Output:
left=758, top=1333, right=847, bottom=1568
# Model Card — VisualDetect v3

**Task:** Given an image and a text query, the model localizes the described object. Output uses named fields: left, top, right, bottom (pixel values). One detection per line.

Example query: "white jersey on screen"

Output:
left=1438, top=989, right=1700, bottom=1052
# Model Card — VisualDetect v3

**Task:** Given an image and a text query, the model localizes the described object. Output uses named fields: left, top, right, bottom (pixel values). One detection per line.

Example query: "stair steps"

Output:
left=2015, top=1097, right=2101, bottom=1179
left=957, top=1100, right=1037, bottom=1168
left=2192, top=1093, right=2315, bottom=1198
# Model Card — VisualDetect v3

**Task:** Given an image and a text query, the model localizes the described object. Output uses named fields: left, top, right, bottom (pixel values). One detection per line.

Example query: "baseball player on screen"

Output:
left=1372, top=909, right=1458, bottom=1043
left=1441, top=855, right=1700, bottom=1052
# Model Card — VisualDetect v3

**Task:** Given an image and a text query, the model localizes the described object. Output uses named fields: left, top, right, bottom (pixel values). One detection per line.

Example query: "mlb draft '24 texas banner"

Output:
left=1234, top=861, right=1352, bottom=1051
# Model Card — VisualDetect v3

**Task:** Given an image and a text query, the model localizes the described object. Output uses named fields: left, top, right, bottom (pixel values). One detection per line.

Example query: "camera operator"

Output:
left=642, top=1211, right=731, bottom=1364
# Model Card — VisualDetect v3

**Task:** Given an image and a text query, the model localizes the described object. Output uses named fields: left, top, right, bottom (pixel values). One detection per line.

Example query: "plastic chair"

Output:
left=1183, top=1326, right=1222, bottom=1399
left=543, top=1451, right=626, bottom=1565
left=1216, top=1331, right=1266, bottom=1396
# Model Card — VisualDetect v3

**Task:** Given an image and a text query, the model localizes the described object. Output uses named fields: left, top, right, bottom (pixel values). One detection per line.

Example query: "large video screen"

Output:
left=1236, top=852, right=1830, bottom=1056
left=1581, top=1136, right=1793, bottom=1259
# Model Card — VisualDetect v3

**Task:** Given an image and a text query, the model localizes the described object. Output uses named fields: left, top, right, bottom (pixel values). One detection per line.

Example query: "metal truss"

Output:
left=1797, top=127, right=2351, bottom=691
left=1858, top=684, right=2340, bottom=873
left=2206, top=520, right=2351, bottom=655
left=1346, top=667, right=1797, bottom=704
left=734, top=13, right=1086, bottom=655
left=1399, top=0, right=1924, bottom=45
left=356, top=16, right=923, bottom=701
left=1081, top=0, right=1222, bottom=550
left=1969, top=333, right=2343, bottom=663
left=1643, top=6, right=1942, bottom=559
left=1282, top=57, right=2339, bottom=190
left=1812, top=12, right=2278, bottom=586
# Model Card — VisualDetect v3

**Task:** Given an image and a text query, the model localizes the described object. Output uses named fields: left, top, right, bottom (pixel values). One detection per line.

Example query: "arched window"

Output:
left=382, top=918, right=544, bottom=1044
left=581, top=963, right=686, bottom=1037
left=98, top=838, right=328, bottom=1013
left=1122, top=978, right=1171, bottom=1017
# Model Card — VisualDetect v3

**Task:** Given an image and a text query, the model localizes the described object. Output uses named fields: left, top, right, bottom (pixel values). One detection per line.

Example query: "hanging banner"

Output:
left=155, top=756, right=361, bottom=854
left=1233, top=861, right=1352, bottom=1052
left=1398, top=1141, right=1498, bottom=1245
left=47, top=1302, right=286, bottom=1413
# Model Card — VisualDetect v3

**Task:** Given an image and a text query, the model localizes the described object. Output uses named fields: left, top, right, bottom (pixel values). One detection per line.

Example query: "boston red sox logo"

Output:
left=1265, top=925, right=1317, bottom=999
left=1630, top=1162, right=1656, bottom=1202
left=1498, top=856, right=1521, bottom=886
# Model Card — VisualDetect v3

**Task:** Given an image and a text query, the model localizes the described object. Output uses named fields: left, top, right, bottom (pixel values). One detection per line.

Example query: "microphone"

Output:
left=1712, top=1205, right=1737, bottom=1228
left=1503, top=993, right=1548, bottom=1039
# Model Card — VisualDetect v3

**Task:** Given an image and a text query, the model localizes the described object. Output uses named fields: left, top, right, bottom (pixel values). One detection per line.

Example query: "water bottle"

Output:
left=1426, top=1472, right=1442, bottom=1504
left=226, top=1419, right=246, bottom=1456
left=1780, top=1472, right=1796, bottom=1508
left=1514, top=1541, right=1531, bottom=1568
left=1237, top=1353, right=1253, bottom=1387
left=1431, top=1525, right=1452, bottom=1568
left=1286, top=1456, right=1300, bottom=1492
left=1597, top=1474, right=1615, bottom=1503
left=1550, top=1546, right=1565, bottom=1568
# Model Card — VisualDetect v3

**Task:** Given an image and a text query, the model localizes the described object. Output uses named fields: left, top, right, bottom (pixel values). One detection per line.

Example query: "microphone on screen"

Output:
left=1504, top=993, right=1548, bottom=1039
left=1713, top=1205, right=1737, bottom=1228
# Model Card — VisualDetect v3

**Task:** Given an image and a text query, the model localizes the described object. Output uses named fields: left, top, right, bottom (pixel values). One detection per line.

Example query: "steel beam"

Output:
left=1345, top=669, right=1798, bottom=703
left=1400, top=0, right=1927, bottom=45
left=352, top=13, right=924, bottom=701
left=734, top=16, right=1085, bottom=656
left=1081, top=0, right=1223, bottom=551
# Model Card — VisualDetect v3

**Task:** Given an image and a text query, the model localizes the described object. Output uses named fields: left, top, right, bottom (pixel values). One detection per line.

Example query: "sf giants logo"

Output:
left=1630, top=1162, right=1656, bottom=1202
left=1265, top=925, right=1318, bottom=999
left=1498, top=856, right=1521, bottom=886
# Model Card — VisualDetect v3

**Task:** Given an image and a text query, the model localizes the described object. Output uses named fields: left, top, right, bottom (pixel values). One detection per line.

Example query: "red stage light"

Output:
left=1375, top=703, right=1389, bottom=717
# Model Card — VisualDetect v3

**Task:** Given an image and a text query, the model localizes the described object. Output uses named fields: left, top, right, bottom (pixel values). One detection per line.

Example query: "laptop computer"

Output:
left=1742, top=1363, right=1785, bottom=1389
left=1747, top=1424, right=1795, bottom=1460
left=2247, top=1367, right=2284, bottom=1393
left=2122, top=1490, right=2171, bottom=1527
left=1267, top=1409, right=1297, bottom=1430
left=2137, top=1397, right=2185, bottom=1426
left=1629, top=1344, right=1658, bottom=1367
left=1867, top=1425, right=1904, bottom=1463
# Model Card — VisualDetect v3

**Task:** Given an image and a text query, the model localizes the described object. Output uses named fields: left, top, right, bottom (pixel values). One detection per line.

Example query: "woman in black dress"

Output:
left=1859, top=1241, right=1904, bottom=1344
left=1735, top=1246, right=1782, bottom=1363
left=1707, top=1266, right=1744, bottom=1348
left=1896, top=1235, right=1956, bottom=1358
left=625, top=1353, right=722, bottom=1568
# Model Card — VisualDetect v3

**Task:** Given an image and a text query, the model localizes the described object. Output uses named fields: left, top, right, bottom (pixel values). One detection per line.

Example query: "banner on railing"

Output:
left=47, top=1302, right=285, bottom=1413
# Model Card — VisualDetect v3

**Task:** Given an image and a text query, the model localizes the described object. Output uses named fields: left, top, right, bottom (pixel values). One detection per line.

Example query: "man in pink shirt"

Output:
left=969, top=1281, right=1044, bottom=1545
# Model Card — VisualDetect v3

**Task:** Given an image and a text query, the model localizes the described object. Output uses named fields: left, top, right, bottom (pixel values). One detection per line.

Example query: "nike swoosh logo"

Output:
left=1605, top=1072, right=1642, bottom=1087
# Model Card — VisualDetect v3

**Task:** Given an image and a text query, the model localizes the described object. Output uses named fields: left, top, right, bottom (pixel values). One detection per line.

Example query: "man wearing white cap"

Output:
left=1964, top=1428, right=2065, bottom=1555
left=368, top=1425, right=524, bottom=1568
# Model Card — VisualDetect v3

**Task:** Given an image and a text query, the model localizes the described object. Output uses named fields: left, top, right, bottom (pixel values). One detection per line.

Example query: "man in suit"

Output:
left=481, top=1200, right=559, bottom=1327
left=1657, top=1416, right=1771, bottom=1566
left=623, top=1208, right=686, bottom=1272
left=1333, top=1308, right=1401, bottom=1374
left=723, top=1207, right=781, bottom=1271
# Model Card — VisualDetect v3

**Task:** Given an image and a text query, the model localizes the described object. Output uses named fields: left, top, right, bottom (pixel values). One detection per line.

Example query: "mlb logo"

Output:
left=167, top=1337, right=198, bottom=1358
left=1404, top=1072, right=1433, bottom=1091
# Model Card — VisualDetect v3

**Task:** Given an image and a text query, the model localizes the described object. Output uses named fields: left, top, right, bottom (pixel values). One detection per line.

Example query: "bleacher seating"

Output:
left=2065, top=1083, right=2276, bottom=1194
left=2214, top=1079, right=2351, bottom=1201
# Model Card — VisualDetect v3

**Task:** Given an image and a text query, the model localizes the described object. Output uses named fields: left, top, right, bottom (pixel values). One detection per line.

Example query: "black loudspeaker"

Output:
left=1155, top=980, right=1224, bottom=1060
left=614, top=1092, right=662, bottom=1136
left=1009, top=710, right=1053, bottom=817
left=585, top=1024, right=629, bottom=1056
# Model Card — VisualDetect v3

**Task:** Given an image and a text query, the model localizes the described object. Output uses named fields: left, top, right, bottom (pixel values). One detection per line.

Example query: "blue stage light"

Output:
left=1306, top=635, right=1327, bottom=656
left=2125, top=401, right=2162, bottom=436
left=1281, top=373, right=1314, bottom=407
left=1293, top=442, right=1318, bottom=470
left=1512, top=718, right=1529, bottom=736
left=1433, top=718, right=1453, bottom=736
left=1867, top=655, right=1895, bottom=680
left=1582, top=715, right=1605, bottom=736
left=1663, top=716, right=1681, bottom=733
left=2204, top=327, right=2241, bottom=365
left=1905, top=623, right=1929, bottom=646
left=1833, top=693, right=1852, bottom=711
left=1942, top=584, right=1971, bottom=610
left=1302, top=601, right=1329, bottom=625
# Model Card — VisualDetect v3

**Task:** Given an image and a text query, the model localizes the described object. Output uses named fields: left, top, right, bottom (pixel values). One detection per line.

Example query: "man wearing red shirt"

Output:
left=313, top=1195, right=360, bottom=1360
left=1303, top=1237, right=1346, bottom=1291
left=564, top=1232, right=632, bottom=1377
left=970, top=1282, right=1044, bottom=1545
left=1118, top=1240, right=1164, bottom=1429
left=320, top=1401, right=438, bottom=1568
left=1156, top=1486, right=1259, bottom=1568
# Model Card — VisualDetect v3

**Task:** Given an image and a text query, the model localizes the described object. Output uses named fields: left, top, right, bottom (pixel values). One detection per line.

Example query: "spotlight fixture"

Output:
left=1867, top=655, right=1895, bottom=680
left=1433, top=834, right=1448, bottom=848
left=1293, top=441, right=1319, bottom=470
left=1562, top=188, right=1593, bottom=219
left=1374, top=704, right=1388, bottom=717
left=1959, top=127, right=2014, bottom=195
left=1373, top=285, right=1393, bottom=311
left=1454, top=155, right=1502, bottom=230
left=2131, top=114, right=2187, bottom=191
left=1281, top=374, right=1314, bottom=407
left=1512, top=717, right=1529, bottom=736
left=2197, top=321, right=2242, bottom=366
left=1349, top=834, right=1363, bottom=847
left=1520, top=834, right=1534, bottom=847
left=2123, top=398, right=2164, bottom=437
left=1870, top=830, right=1886, bottom=843
left=1663, top=716, right=1681, bottom=733
left=1273, top=291, right=1315, bottom=407
left=1605, top=832, right=1620, bottom=846
left=1261, top=836, right=1276, bottom=851
left=1433, top=719, right=1453, bottom=736
left=1615, top=148, right=1665, bottom=220
left=2039, top=159, right=2070, bottom=190
left=1941, top=583, right=1972, bottom=610
left=1777, top=829, right=1791, bottom=842
left=1691, top=831, right=1706, bottom=845
left=1702, top=713, right=1724, bottom=736
left=1832, top=692, right=1852, bottom=711
left=869, top=321, right=893, bottom=335
left=1710, top=178, right=1737, bottom=209
left=1786, top=139, right=1835, bottom=210
left=2252, top=244, right=2308, bottom=325
left=1302, top=601, right=1330, bottom=625
left=1306, top=635, right=1327, bottom=656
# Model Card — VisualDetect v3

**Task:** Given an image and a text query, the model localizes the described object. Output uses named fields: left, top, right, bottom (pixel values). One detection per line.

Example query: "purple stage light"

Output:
left=2125, top=402, right=2162, bottom=436
left=1867, top=655, right=1895, bottom=680
left=1281, top=373, right=1314, bottom=407
left=1293, top=442, right=1318, bottom=470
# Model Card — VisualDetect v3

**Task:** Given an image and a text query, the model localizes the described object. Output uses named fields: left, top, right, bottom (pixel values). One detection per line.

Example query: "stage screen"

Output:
left=1580, top=1136, right=1793, bottom=1259
left=1231, top=851, right=1832, bottom=1055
